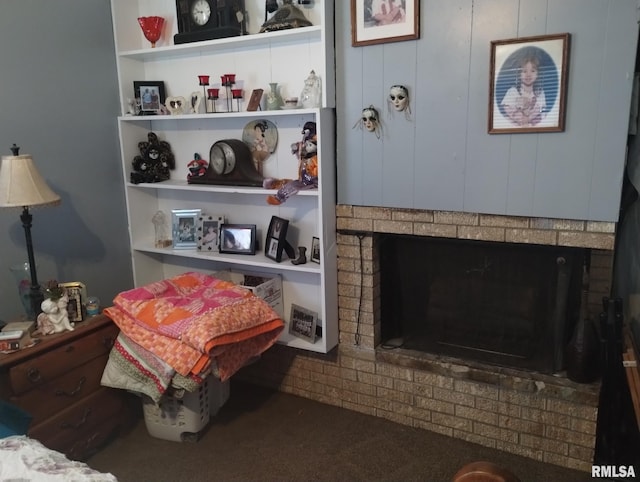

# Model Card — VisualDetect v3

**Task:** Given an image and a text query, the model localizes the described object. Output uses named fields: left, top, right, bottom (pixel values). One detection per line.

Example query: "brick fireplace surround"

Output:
left=239, top=205, right=616, bottom=472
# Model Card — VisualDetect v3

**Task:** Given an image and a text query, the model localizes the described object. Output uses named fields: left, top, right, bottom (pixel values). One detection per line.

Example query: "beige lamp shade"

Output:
left=0, top=154, right=61, bottom=208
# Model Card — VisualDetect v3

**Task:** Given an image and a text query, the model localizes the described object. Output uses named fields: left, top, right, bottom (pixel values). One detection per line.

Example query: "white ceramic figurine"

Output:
left=37, top=294, right=75, bottom=334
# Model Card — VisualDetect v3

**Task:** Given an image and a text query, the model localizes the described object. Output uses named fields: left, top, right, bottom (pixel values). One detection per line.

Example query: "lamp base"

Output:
left=20, top=206, right=44, bottom=320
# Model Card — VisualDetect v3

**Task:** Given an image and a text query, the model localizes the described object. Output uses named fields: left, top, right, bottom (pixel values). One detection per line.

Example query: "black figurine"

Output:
left=130, top=132, right=175, bottom=184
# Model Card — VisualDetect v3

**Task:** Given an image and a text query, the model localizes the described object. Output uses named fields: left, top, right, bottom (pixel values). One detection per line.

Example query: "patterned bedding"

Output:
left=101, top=272, right=284, bottom=401
left=0, top=436, right=116, bottom=481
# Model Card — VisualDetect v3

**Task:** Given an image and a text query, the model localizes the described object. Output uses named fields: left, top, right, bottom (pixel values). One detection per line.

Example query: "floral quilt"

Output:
left=102, top=272, right=283, bottom=398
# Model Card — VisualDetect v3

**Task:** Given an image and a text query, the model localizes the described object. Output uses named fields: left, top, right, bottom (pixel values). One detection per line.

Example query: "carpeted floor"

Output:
left=87, top=380, right=591, bottom=482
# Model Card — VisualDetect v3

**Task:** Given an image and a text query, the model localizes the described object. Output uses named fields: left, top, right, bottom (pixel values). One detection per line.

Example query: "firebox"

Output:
left=379, top=234, right=586, bottom=374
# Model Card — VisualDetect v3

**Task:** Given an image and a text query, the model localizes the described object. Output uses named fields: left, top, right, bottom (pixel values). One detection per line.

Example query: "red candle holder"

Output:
left=232, top=89, right=243, bottom=111
left=221, top=75, right=234, bottom=87
left=198, top=75, right=210, bottom=112
left=207, top=88, right=219, bottom=113
left=220, top=74, right=236, bottom=111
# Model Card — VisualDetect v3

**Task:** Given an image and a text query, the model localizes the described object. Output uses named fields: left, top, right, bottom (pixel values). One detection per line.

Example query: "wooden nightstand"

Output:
left=0, top=314, right=137, bottom=460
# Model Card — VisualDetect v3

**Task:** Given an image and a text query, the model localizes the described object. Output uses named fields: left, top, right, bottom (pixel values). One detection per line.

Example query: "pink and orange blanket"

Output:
left=101, top=272, right=283, bottom=401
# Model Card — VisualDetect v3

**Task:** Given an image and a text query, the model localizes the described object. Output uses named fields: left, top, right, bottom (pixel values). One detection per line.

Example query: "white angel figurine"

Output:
left=37, top=294, right=75, bottom=334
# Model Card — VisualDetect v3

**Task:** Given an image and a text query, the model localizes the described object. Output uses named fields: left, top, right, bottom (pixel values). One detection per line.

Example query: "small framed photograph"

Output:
left=351, top=0, right=420, bottom=47
left=289, top=303, right=318, bottom=343
left=247, top=89, right=264, bottom=111
left=488, top=33, right=570, bottom=134
left=197, top=214, right=225, bottom=252
left=265, top=216, right=289, bottom=262
left=172, top=209, right=201, bottom=249
left=134, top=81, right=166, bottom=115
left=310, top=236, right=320, bottom=264
left=59, top=281, right=87, bottom=323
left=220, top=224, right=257, bottom=255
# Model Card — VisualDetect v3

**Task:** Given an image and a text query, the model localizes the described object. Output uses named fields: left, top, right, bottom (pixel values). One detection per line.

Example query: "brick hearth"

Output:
left=239, top=205, right=616, bottom=472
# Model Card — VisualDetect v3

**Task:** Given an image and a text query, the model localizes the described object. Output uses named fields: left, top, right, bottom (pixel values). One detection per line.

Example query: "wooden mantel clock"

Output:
left=188, top=139, right=264, bottom=187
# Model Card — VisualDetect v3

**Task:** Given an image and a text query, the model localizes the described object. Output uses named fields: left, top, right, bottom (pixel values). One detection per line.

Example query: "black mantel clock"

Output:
left=174, top=0, right=246, bottom=45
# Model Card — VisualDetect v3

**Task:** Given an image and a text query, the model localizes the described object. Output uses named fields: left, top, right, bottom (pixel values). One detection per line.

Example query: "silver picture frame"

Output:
left=171, top=209, right=201, bottom=249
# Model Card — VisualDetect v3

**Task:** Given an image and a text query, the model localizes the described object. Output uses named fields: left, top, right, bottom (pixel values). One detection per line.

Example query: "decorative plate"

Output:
left=242, top=119, right=278, bottom=174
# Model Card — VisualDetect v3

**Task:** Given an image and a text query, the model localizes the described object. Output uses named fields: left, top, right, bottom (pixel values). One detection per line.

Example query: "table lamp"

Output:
left=0, top=144, right=61, bottom=319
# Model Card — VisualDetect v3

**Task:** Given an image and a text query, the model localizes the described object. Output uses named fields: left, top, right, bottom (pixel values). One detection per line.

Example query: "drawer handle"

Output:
left=103, top=336, right=115, bottom=349
left=27, top=368, right=42, bottom=383
left=55, top=376, right=86, bottom=397
left=61, top=408, right=91, bottom=429
left=69, top=432, right=100, bottom=460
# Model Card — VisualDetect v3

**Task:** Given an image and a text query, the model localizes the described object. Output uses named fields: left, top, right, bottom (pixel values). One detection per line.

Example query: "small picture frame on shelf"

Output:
left=172, top=209, right=201, bottom=249
left=197, top=214, right=225, bottom=252
left=289, top=303, right=318, bottom=343
left=265, top=216, right=289, bottom=262
left=134, top=81, right=166, bottom=115
left=247, top=89, right=264, bottom=111
left=310, top=236, right=320, bottom=264
left=59, top=281, right=87, bottom=323
left=219, top=224, right=257, bottom=255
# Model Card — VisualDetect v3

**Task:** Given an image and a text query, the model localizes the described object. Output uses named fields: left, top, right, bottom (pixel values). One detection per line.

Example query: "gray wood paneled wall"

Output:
left=0, top=0, right=133, bottom=320
left=336, top=0, right=639, bottom=222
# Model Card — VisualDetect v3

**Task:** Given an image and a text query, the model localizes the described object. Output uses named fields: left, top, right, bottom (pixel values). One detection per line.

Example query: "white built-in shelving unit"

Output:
left=109, top=0, right=337, bottom=353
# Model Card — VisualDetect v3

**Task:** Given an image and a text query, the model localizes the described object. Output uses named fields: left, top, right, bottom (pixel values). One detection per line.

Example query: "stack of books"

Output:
left=0, top=321, right=36, bottom=352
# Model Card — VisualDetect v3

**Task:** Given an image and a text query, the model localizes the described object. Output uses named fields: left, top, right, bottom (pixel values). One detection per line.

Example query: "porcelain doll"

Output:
left=264, top=121, right=318, bottom=205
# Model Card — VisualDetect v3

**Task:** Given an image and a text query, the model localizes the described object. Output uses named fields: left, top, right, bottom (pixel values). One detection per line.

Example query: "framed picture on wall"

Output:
left=488, top=33, right=571, bottom=134
left=351, top=0, right=420, bottom=47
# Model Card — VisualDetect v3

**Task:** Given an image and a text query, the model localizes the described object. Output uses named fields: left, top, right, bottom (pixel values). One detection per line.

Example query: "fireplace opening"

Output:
left=379, top=234, right=587, bottom=374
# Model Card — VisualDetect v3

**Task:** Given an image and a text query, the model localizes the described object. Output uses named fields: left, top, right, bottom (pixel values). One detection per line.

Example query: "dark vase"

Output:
left=565, top=318, right=600, bottom=383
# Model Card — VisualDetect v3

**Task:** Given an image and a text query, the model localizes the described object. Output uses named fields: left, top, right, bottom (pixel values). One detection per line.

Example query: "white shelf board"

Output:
left=133, top=245, right=322, bottom=274
left=127, top=180, right=318, bottom=196
left=118, top=108, right=319, bottom=122
left=118, top=26, right=323, bottom=61
left=277, top=332, right=326, bottom=353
